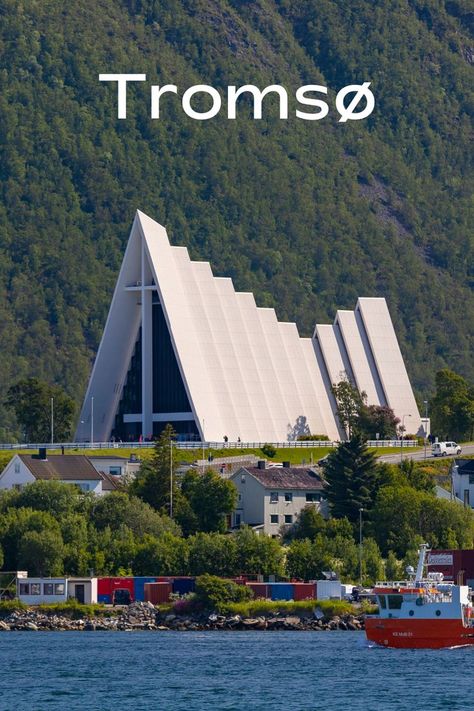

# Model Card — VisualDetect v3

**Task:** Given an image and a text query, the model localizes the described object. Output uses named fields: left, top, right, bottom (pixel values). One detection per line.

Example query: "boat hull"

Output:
left=365, top=617, right=474, bottom=649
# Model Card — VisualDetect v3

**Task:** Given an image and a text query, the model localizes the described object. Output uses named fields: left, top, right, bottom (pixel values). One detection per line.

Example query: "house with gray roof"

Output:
left=230, top=461, right=327, bottom=535
left=0, top=450, right=120, bottom=495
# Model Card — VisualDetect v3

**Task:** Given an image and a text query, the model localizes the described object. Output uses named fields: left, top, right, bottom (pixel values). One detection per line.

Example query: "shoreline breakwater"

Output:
left=0, top=601, right=365, bottom=632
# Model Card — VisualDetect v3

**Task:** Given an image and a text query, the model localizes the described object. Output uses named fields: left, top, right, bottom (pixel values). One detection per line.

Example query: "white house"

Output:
left=451, top=459, right=474, bottom=507
left=230, top=462, right=327, bottom=535
left=17, top=577, right=98, bottom=605
left=0, top=451, right=117, bottom=495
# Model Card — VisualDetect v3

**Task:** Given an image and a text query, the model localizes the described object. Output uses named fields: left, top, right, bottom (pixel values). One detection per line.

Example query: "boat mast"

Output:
left=415, top=543, right=429, bottom=582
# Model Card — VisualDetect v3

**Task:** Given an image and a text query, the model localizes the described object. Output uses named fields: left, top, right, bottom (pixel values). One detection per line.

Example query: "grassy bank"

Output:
left=0, top=445, right=423, bottom=470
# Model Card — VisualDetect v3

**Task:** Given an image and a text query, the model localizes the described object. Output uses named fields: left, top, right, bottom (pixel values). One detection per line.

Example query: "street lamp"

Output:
left=400, top=414, right=412, bottom=463
left=359, top=507, right=364, bottom=587
left=90, top=396, right=94, bottom=447
left=170, top=433, right=173, bottom=519
left=423, top=400, right=428, bottom=460
left=50, top=397, right=54, bottom=446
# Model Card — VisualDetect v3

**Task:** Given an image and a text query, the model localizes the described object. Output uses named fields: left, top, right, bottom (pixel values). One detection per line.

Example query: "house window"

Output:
left=306, top=493, right=322, bottom=502
left=14, top=462, right=20, bottom=474
left=464, top=490, right=470, bottom=507
left=235, top=513, right=241, bottom=527
left=284, top=492, right=293, bottom=502
left=270, top=514, right=279, bottom=524
left=270, top=492, right=278, bottom=503
left=55, top=583, right=65, bottom=595
left=80, top=483, right=90, bottom=492
left=19, top=583, right=30, bottom=595
left=284, top=514, right=293, bottom=524
left=469, top=474, right=474, bottom=484
left=109, top=466, right=122, bottom=475
left=238, top=493, right=242, bottom=502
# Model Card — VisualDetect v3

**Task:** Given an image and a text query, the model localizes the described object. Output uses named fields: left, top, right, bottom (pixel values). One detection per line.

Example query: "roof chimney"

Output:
left=257, top=460, right=266, bottom=469
left=38, top=447, right=47, bottom=461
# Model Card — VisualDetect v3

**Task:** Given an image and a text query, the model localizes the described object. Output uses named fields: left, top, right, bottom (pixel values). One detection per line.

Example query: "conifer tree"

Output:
left=323, top=436, right=380, bottom=524
left=129, top=424, right=179, bottom=514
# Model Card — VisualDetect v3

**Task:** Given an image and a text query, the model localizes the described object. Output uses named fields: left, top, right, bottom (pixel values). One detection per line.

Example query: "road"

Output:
left=379, top=443, right=474, bottom=464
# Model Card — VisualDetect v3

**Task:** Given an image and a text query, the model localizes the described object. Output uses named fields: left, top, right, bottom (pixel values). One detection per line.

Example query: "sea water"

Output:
left=0, top=631, right=472, bottom=710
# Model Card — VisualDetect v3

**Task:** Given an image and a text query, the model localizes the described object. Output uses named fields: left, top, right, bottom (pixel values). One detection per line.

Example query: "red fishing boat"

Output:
left=365, top=544, right=474, bottom=649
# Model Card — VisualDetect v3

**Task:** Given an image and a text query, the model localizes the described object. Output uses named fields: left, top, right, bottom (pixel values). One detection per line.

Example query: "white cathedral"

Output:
left=75, top=211, right=421, bottom=443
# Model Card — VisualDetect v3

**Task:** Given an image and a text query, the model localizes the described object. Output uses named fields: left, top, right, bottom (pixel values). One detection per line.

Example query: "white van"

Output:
left=431, top=441, right=462, bottom=457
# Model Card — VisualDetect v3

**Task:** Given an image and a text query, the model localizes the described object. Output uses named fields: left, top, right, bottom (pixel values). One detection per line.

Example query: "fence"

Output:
left=0, top=439, right=417, bottom=451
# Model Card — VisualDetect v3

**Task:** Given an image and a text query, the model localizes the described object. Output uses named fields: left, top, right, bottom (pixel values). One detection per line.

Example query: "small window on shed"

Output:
left=19, top=583, right=30, bottom=595
left=31, top=583, right=41, bottom=595
left=44, top=583, right=54, bottom=595
left=55, top=583, right=65, bottom=595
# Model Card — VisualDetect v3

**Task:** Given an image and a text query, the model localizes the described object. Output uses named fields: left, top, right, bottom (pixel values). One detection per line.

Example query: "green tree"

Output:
left=385, top=551, right=404, bottom=581
left=430, top=369, right=474, bottom=441
left=14, top=480, right=79, bottom=517
left=17, top=529, right=64, bottom=576
left=284, top=505, right=327, bottom=541
left=133, top=532, right=189, bottom=576
left=187, top=532, right=238, bottom=577
left=234, top=527, right=285, bottom=577
left=323, top=436, right=381, bottom=525
left=331, top=378, right=366, bottom=438
left=5, top=378, right=76, bottom=442
left=286, top=537, right=332, bottom=580
left=129, top=424, right=179, bottom=514
left=0, top=543, right=4, bottom=570
left=90, top=491, right=180, bottom=538
left=361, top=537, right=384, bottom=585
left=179, top=469, right=237, bottom=533
left=358, top=405, right=400, bottom=440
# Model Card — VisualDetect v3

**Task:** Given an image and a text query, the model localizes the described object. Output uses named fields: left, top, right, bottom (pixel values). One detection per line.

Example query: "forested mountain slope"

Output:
left=0, top=0, right=473, bottom=435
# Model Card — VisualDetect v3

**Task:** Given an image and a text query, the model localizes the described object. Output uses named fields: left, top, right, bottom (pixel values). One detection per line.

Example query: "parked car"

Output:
left=431, top=441, right=462, bottom=457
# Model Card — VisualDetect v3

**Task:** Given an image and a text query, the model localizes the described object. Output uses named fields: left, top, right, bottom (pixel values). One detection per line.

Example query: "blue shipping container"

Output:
left=269, top=583, right=294, bottom=601
left=172, top=578, right=196, bottom=595
left=98, top=594, right=111, bottom=604
left=134, top=577, right=158, bottom=601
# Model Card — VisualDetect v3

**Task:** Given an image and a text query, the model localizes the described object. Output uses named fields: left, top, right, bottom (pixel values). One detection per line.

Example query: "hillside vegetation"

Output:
left=0, top=0, right=473, bottom=435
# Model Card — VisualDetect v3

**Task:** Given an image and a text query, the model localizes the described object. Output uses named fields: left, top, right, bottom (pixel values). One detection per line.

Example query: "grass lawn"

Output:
left=0, top=445, right=423, bottom=470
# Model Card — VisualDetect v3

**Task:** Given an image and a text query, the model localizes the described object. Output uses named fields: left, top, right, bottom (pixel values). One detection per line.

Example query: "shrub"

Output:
left=260, top=444, right=276, bottom=458
left=0, top=599, right=27, bottom=617
left=297, top=434, right=330, bottom=441
left=195, top=574, right=253, bottom=612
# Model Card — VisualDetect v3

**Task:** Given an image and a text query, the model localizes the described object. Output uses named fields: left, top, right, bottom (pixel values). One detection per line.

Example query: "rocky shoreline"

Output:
left=0, top=601, right=365, bottom=632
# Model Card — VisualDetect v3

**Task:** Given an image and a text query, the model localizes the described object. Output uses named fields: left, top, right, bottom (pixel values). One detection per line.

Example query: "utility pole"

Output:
left=90, top=396, right=94, bottom=446
left=400, top=414, right=411, bottom=463
left=50, top=397, right=54, bottom=446
left=359, top=507, right=364, bottom=587
left=170, top=434, right=173, bottom=518
left=423, top=400, right=428, bottom=460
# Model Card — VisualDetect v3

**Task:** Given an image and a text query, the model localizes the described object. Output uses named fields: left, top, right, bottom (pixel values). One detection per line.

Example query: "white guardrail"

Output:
left=0, top=439, right=417, bottom=451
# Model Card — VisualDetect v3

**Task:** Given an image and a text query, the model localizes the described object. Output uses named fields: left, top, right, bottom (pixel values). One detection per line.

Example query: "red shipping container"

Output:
left=293, top=583, right=316, bottom=601
left=246, top=583, right=269, bottom=599
left=144, top=582, right=172, bottom=605
left=98, top=577, right=112, bottom=596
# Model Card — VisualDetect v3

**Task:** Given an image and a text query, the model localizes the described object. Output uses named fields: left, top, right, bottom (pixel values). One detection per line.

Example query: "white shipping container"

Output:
left=315, top=580, right=342, bottom=600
